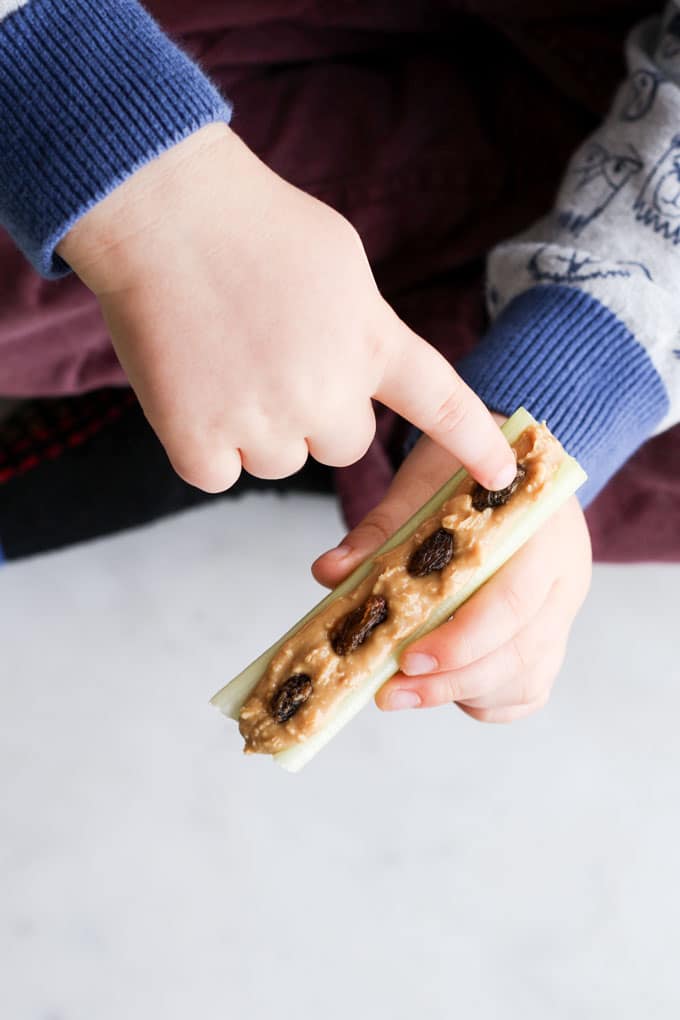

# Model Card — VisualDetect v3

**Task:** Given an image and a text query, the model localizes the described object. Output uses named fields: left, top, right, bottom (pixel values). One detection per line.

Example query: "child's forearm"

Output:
left=459, top=2, right=680, bottom=505
left=0, top=0, right=232, bottom=277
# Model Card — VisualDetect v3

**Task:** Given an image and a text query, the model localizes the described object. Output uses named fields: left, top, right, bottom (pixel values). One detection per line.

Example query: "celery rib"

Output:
left=210, top=408, right=587, bottom=771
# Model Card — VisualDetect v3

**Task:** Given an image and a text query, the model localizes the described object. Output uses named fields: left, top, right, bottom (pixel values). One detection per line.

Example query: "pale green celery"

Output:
left=210, top=407, right=587, bottom=772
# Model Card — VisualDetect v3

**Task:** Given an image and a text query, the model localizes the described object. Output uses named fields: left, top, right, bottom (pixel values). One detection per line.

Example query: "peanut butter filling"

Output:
left=239, top=424, right=563, bottom=754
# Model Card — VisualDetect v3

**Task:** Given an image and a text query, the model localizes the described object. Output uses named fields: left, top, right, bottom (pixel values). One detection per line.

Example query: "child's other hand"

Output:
left=58, top=124, right=515, bottom=494
left=313, top=428, right=592, bottom=722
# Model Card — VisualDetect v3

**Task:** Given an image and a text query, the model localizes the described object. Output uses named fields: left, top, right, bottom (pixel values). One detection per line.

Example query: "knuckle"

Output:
left=519, top=661, right=556, bottom=707
left=508, top=634, right=531, bottom=678
left=492, top=708, right=524, bottom=726
left=291, top=446, right=310, bottom=474
left=310, top=413, right=376, bottom=468
left=445, top=673, right=463, bottom=703
left=500, top=582, right=525, bottom=632
left=430, top=385, right=467, bottom=437
left=329, top=431, right=375, bottom=468
left=445, top=670, right=478, bottom=705
left=356, top=510, right=396, bottom=549
left=245, top=446, right=309, bottom=480
left=516, top=692, right=550, bottom=722
left=470, top=707, right=497, bottom=725
left=446, top=629, right=474, bottom=671
left=171, top=441, right=240, bottom=493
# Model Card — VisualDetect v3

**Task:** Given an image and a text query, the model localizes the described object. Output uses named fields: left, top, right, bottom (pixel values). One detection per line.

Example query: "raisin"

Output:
left=271, top=673, right=313, bottom=723
left=407, top=527, right=455, bottom=577
left=471, top=463, right=527, bottom=511
left=331, top=595, right=388, bottom=656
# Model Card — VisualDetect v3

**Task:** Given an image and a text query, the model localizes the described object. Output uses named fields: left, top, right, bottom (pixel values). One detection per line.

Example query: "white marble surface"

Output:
left=1, top=492, right=679, bottom=1020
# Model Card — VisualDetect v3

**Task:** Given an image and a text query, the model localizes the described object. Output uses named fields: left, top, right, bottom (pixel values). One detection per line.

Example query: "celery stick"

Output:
left=210, top=407, right=587, bottom=771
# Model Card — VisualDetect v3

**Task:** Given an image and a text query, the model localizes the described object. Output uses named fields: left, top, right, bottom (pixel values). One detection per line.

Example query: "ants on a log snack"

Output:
left=211, top=409, right=587, bottom=772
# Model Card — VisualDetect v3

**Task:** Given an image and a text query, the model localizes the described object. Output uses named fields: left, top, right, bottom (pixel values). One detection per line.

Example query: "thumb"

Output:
left=373, top=304, right=516, bottom=491
left=312, top=434, right=462, bottom=589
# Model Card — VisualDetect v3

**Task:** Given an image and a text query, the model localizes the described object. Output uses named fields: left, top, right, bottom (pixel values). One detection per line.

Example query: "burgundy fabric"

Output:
left=0, top=0, right=677, bottom=560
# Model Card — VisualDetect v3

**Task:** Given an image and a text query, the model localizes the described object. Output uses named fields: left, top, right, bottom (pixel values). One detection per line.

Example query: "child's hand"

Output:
left=313, top=427, right=592, bottom=723
left=57, top=124, right=515, bottom=494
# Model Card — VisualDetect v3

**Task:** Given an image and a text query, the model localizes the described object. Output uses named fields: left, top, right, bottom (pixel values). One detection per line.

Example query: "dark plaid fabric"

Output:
left=0, top=390, right=333, bottom=561
left=0, top=389, right=135, bottom=487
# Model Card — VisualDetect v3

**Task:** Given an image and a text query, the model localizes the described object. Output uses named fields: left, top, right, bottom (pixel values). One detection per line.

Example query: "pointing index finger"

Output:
left=375, top=313, right=516, bottom=490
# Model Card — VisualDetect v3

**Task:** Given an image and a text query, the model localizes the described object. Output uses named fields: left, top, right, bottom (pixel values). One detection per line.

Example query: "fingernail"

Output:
left=330, top=542, right=352, bottom=558
left=491, top=462, right=517, bottom=490
left=387, top=690, right=422, bottom=710
left=401, top=652, right=437, bottom=676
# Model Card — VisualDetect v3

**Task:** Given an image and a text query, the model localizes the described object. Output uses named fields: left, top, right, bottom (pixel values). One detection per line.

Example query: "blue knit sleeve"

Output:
left=455, top=287, right=669, bottom=506
left=0, top=2, right=29, bottom=17
left=0, top=0, right=232, bottom=277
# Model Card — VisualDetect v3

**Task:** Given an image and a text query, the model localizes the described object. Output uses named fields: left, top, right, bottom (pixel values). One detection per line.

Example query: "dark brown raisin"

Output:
left=271, top=673, right=313, bottom=723
left=331, top=595, right=388, bottom=656
left=471, top=463, right=527, bottom=511
left=407, top=527, right=455, bottom=577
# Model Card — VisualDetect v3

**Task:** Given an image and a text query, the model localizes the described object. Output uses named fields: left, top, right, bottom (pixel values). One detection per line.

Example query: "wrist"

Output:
left=58, top=123, right=234, bottom=292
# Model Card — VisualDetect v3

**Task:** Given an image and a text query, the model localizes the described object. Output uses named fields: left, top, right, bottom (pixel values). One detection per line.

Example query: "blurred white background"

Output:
left=1, top=492, right=678, bottom=1020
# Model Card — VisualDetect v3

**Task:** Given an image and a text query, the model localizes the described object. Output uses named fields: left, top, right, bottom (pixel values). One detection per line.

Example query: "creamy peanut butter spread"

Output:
left=239, top=424, right=563, bottom=754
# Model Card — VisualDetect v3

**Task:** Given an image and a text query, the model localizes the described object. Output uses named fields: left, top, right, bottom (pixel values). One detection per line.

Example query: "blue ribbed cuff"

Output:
left=0, top=0, right=232, bottom=277
left=456, top=285, right=669, bottom=505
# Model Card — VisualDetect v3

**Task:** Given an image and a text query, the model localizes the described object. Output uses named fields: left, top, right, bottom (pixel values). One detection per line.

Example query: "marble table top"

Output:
left=1, top=492, right=678, bottom=1020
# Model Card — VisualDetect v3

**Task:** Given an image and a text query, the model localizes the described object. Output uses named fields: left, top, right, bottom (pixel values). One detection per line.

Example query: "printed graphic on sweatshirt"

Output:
left=658, top=10, right=680, bottom=64
left=528, top=246, right=652, bottom=285
left=633, top=133, right=680, bottom=244
left=619, top=70, right=660, bottom=122
left=557, top=142, right=643, bottom=236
